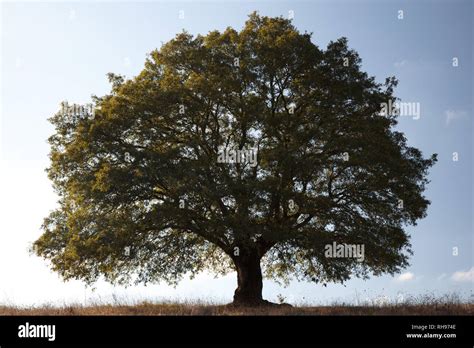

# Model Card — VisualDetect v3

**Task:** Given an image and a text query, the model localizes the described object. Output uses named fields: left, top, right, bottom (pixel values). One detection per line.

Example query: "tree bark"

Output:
left=232, top=251, right=264, bottom=306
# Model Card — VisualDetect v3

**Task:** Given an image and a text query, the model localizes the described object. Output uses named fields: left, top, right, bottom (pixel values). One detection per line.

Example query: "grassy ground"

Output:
left=1, top=303, right=473, bottom=316
left=1, top=295, right=472, bottom=315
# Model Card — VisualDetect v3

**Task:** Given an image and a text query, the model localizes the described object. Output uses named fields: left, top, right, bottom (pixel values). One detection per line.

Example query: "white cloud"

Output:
left=437, top=273, right=447, bottom=281
left=396, top=272, right=415, bottom=282
left=394, top=60, right=408, bottom=68
left=451, top=267, right=474, bottom=282
left=445, top=109, right=467, bottom=125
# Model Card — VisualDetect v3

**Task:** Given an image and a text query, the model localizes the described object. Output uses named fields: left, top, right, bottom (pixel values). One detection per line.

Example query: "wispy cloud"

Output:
left=437, top=273, right=447, bottom=281
left=451, top=267, right=474, bottom=282
left=394, top=60, right=408, bottom=68
left=396, top=272, right=415, bottom=282
left=445, top=109, right=467, bottom=125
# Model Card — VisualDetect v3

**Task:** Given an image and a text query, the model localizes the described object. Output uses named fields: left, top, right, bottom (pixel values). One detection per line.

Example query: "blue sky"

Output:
left=0, top=0, right=472, bottom=306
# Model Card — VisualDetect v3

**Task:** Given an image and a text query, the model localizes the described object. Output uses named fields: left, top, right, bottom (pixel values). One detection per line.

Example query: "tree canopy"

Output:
left=34, top=13, right=436, bottom=306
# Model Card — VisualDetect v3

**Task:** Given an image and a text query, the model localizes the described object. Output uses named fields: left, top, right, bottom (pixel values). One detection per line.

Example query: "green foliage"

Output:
left=34, top=13, right=436, bottom=287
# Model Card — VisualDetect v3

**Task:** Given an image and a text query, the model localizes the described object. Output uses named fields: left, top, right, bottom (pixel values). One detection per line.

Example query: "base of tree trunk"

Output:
left=228, top=299, right=293, bottom=308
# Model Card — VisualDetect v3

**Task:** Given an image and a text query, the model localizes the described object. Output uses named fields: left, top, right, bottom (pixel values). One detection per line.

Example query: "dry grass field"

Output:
left=1, top=294, right=472, bottom=316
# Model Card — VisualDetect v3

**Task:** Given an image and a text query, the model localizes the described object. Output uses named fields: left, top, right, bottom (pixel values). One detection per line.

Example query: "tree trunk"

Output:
left=232, top=251, right=264, bottom=306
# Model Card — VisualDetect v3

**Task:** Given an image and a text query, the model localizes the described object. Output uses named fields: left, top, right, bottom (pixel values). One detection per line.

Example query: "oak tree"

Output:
left=34, top=13, right=436, bottom=306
